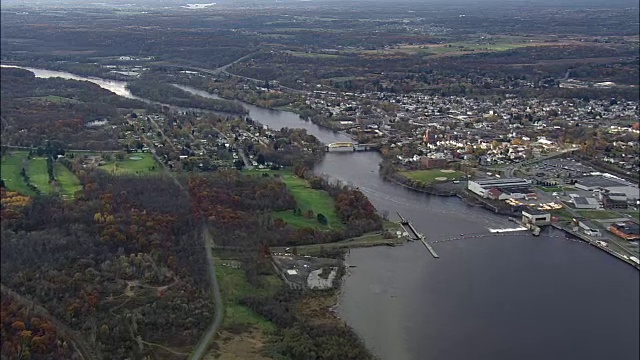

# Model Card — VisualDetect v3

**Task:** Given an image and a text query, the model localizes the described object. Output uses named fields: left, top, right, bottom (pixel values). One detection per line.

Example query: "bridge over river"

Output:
left=326, top=142, right=376, bottom=152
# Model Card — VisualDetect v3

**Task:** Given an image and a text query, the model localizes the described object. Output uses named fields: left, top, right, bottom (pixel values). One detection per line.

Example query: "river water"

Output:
left=5, top=66, right=639, bottom=360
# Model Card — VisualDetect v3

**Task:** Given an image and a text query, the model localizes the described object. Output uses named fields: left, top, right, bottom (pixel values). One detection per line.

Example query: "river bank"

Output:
left=551, top=222, right=640, bottom=269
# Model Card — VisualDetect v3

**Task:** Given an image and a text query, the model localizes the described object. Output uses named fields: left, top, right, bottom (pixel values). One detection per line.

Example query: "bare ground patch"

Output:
left=206, top=328, right=270, bottom=360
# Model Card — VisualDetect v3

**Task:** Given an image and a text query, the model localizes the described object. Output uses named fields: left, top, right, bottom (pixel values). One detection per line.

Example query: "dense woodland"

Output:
left=241, top=289, right=374, bottom=360
left=230, top=45, right=639, bottom=100
left=1, top=162, right=382, bottom=358
left=0, top=68, right=146, bottom=150
left=126, top=79, right=247, bottom=114
left=1, top=173, right=214, bottom=359
left=1, top=292, right=77, bottom=359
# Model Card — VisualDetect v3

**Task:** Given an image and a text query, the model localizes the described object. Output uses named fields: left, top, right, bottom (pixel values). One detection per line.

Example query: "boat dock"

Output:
left=397, top=212, right=439, bottom=258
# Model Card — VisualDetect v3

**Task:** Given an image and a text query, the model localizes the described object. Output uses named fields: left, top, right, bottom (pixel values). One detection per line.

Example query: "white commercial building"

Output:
left=468, top=178, right=531, bottom=198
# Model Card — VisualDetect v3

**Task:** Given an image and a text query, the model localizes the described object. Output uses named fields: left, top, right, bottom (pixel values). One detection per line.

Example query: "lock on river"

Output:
left=5, top=65, right=639, bottom=360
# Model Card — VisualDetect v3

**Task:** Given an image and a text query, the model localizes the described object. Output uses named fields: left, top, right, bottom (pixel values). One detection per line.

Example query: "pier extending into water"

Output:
left=397, top=212, right=439, bottom=258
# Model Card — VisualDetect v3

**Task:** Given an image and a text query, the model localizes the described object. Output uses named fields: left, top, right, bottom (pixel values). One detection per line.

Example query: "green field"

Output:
left=1, top=151, right=83, bottom=198
left=215, top=258, right=280, bottom=332
left=401, top=169, right=463, bottom=185
left=550, top=208, right=574, bottom=221
left=537, top=186, right=565, bottom=193
left=246, top=169, right=343, bottom=229
left=23, top=95, right=83, bottom=105
left=1, top=151, right=36, bottom=196
left=284, top=50, right=342, bottom=59
left=97, top=152, right=159, bottom=175
left=577, top=210, right=626, bottom=220
left=26, top=158, right=54, bottom=195
left=54, top=163, right=82, bottom=199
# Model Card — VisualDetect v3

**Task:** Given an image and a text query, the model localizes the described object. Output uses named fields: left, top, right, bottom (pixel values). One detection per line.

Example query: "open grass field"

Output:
left=361, top=36, right=577, bottom=57
left=401, top=169, right=463, bottom=185
left=550, top=208, right=574, bottom=221
left=283, top=50, right=342, bottom=59
left=25, top=95, right=83, bottom=105
left=54, top=163, right=82, bottom=199
left=215, top=258, right=280, bottom=332
left=1, top=151, right=36, bottom=196
left=26, top=158, right=54, bottom=195
left=245, top=169, right=343, bottom=229
left=537, top=186, right=565, bottom=193
left=97, top=152, right=159, bottom=175
left=2, top=151, right=83, bottom=198
left=577, top=210, right=627, bottom=220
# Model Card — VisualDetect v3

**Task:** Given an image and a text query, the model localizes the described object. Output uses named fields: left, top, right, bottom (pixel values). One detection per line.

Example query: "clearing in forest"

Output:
left=246, top=169, right=343, bottom=229
left=97, top=152, right=159, bottom=175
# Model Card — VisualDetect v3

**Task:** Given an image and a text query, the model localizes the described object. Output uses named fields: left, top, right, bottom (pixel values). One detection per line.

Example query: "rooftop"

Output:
left=577, top=176, right=627, bottom=189
left=473, top=178, right=529, bottom=186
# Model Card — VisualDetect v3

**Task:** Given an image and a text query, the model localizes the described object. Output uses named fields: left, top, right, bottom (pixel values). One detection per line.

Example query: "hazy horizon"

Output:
left=1, top=0, right=638, bottom=7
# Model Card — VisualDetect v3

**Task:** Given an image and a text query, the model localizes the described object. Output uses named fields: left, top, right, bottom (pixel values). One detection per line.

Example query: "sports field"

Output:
left=401, top=169, right=463, bottom=185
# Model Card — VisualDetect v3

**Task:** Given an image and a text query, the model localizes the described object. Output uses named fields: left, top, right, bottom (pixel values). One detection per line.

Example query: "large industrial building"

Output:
left=575, top=175, right=639, bottom=205
left=468, top=178, right=532, bottom=199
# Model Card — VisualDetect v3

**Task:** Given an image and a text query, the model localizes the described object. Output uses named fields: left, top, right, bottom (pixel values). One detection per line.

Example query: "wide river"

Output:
left=5, top=66, right=639, bottom=360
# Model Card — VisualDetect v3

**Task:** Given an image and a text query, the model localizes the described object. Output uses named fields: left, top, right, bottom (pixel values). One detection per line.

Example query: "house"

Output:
left=420, top=157, right=447, bottom=169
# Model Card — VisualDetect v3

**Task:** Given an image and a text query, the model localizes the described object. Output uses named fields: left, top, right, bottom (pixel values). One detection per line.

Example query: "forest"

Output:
left=0, top=67, right=147, bottom=150
left=1, top=173, right=214, bottom=359
left=126, top=79, right=247, bottom=114
left=1, top=162, right=383, bottom=358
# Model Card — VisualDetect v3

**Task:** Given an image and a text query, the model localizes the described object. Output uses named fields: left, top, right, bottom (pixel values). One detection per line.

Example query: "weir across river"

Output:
left=397, top=212, right=440, bottom=258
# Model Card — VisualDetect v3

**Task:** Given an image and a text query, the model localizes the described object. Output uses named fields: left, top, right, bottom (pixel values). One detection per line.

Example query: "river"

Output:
left=4, top=66, right=639, bottom=360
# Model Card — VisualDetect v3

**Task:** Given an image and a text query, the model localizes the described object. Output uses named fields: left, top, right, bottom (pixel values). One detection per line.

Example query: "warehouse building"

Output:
left=468, top=178, right=531, bottom=198
left=608, top=222, right=640, bottom=241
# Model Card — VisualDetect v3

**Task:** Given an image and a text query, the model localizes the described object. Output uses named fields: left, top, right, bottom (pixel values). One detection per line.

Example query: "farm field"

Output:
left=361, top=35, right=575, bottom=57
left=246, top=169, right=342, bottom=229
left=401, top=169, right=463, bottom=185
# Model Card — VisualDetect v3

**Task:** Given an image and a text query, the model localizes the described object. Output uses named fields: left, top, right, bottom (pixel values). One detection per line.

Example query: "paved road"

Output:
left=137, top=121, right=223, bottom=360
left=187, top=222, right=223, bottom=360
left=0, top=284, right=98, bottom=360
